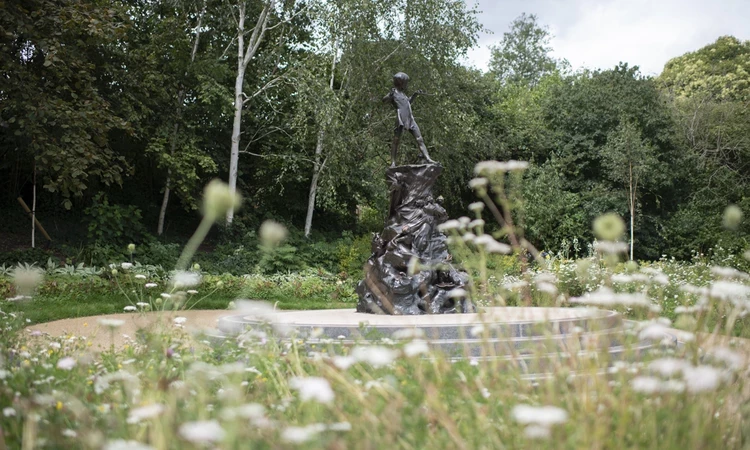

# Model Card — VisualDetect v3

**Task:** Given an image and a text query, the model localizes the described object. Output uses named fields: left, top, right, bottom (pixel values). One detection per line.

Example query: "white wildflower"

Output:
left=134, top=274, right=147, bottom=280
left=290, top=377, right=335, bottom=404
left=127, top=404, right=165, bottom=424
left=121, top=263, right=133, bottom=270
left=403, top=340, right=430, bottom=357
left=49, top=342, right=61, bottom=349
left=683, top=365, right=721, bottom=393
left=328, top=422, right=352, bottom=431
left=62, top=429, right=77, bottom=438
left=570, top=287, right=651, bottom=308
left=281, top=424, right=326, bottom=443
left=523, top=425, right=551, bottom=440
left=593, top=241, right=628, bottom=254
left=259, top=220, right=288, bottom=246
left=174, top=317, right=187, bottom=325
left=351, top=346, right=398, bottom=367
left=638, top=322, right=670, bottom=341
left=178, top=420, right=225, bottom=443
left=392, top=328, right=425, bottom=339
left=462, top=232, right=476, bottom=243
left=631, top=376, right=661, bottom=394
left=710, top=281, right=750, bottom=301
left=144, top=283, right=157, bottom=289
left=511, top=405, right=568, bottom=426
left=469, top=219, right=485, bottom=229
left=474, top=235, right=512, bottom=254
left=56, top=357, right=76, bottom=371
left=187, top=289, right=198, bottom=295
left=3, top=407, right=16, bottom=417
left=437, top=220, right=461, bottom=232
left=468, top=202, right=484, bottom=212
left=535, top=282, right=557, bottom=296
left=468, top=177, right=489, bottom=189
left=470, top=324, right=486, bottom=337
left=136, top=302, right=149, bottom=308
left=98, top=318, right=125, bottom=328
left=705, top=347, right=745, bottom=370
left=11, top=266, right=44, bottom=296
left=447, top=288, right=468, bottom=299
left=104, top=440, right=155, bottom=450
left=171, top=271, right=201, bottom=288
left=648, top=358, right=690, bottom=377
left=710, top=266, right=749, bottom=280
left=160, top=293, right=171, bottom=299
left=611, top=274, right=633, bottom=283
left=332, top=356, right=356, bottom=370
left=123, top=306, right=137, bottom=312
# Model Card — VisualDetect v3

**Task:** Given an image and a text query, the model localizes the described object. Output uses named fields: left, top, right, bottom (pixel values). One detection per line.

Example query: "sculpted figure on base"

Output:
left=356, top=72, right=469, bottom=315
left=382, top=72, right=435, bottom=167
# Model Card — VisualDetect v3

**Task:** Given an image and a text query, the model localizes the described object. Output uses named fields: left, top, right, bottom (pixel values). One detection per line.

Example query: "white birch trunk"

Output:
left=629, top=162, right=634, bottom=260
left=227, top=0, right=274, bottom=224
left=303, top=49, right=337, bottom=236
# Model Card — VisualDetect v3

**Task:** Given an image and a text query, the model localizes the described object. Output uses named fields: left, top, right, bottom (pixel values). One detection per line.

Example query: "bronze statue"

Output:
left=382, top=72, right=435, bottom=167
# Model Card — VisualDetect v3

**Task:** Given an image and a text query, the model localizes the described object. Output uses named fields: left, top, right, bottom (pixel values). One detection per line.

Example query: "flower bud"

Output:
left=593, top=213, right=625, bottom=241
left=203, top=179, right=242, bottom=220
left=259, top=220, right=288, bottom=247
left=723, top=205, right=743, bottom=230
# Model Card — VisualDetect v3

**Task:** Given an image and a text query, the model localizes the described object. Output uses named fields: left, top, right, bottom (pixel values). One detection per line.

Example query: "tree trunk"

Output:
left=158, top=2, right=206, bottom=234
left=227, top=1, right=274, bottom=224
left=303, top=48, right=338, bottom=237
left=629, top=162, right=634, bottom=260
left=304, top=131, right=325, bottom=237
left=227, top=27, right=245, bottom=224
left=31, top=164, right=36, bottom=248
left=157, top=168, right=172, bottom=235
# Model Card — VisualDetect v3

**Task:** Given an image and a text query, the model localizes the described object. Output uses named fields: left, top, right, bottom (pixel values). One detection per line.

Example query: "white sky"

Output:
left=464, top=0, right=750, bottom=76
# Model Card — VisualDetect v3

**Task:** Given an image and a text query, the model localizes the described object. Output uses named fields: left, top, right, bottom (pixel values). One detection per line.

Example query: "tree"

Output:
left=658, top=36, right=750, bottom=254
left=601, top=120, right=660, bottom=259
left=489, top=13, right=562, bottom=87
left=293, top=0, right=485, bottom=236
left=0, top=0, right=130, bottom=209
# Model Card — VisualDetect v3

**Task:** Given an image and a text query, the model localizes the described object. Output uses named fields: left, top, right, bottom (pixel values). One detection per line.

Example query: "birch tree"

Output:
left=601, top=120, right=659, bottom=260
left=226, top=0, right=289, bottom=224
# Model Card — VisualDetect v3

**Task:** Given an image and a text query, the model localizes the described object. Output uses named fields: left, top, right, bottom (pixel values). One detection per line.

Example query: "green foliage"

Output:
left=489, top=13, right=563, bottom=87
left=84, top=194, right=149, bottom=246
left=0, top=247, right=57, bottom=267
left=256, top=243, right=304, bottom=275
left=0, top=0, right=130, bottom=206
left=660, top=36, right=750, bottom=101
left=135, top=242, right=181, bottom=268
left=335, top=233, right=372, bottom=277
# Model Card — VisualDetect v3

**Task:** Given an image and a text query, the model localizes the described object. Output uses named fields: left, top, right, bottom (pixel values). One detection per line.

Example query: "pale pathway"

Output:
left=25, top=310, right=231, bottom=351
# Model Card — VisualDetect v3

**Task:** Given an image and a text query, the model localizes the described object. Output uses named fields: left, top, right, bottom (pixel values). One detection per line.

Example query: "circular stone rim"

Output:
left=218, top=306, right=619, bottom=330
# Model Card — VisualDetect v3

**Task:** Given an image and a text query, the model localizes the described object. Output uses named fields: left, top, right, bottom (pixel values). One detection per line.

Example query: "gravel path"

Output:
left=24, top=310, right=231, bottom=351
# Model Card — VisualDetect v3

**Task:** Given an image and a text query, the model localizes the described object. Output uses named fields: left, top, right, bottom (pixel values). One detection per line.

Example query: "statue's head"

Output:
left=393, top=72, right=409, bottom=90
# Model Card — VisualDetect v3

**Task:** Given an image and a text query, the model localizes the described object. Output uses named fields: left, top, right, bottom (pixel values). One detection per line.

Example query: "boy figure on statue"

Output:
left=382, top=72, right=436, bottom=167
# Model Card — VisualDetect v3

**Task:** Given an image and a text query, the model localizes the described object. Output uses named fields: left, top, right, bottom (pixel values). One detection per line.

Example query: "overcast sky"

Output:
left=464, top=0, right=750, bottom=76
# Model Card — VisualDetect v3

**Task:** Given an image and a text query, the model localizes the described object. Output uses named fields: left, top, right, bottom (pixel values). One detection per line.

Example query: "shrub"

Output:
left=84, top=193, right=149, bottom=246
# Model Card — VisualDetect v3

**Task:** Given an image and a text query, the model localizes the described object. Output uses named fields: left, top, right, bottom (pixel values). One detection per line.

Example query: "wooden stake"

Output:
left=17, top=197, right=52, bottom=243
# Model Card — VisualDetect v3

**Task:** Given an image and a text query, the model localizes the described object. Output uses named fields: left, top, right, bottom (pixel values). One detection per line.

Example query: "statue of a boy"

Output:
left=382, top=72, right=435, bottom=167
